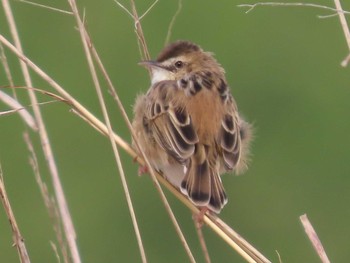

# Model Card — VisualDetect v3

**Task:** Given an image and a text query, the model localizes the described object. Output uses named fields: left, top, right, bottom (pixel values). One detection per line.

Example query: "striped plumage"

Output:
left=132, top=41, right=252, bottom=213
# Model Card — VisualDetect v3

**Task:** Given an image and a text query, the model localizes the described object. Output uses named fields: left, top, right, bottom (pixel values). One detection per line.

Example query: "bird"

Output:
left=132, top=40, right=252, bottom=214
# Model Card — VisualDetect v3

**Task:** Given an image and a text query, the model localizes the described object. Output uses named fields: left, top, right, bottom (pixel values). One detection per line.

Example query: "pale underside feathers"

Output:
left=132, top=40, right=252, bottom=213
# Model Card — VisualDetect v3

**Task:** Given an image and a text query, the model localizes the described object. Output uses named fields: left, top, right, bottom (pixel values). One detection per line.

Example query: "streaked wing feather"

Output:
left=146, top=81, right=198, bottom=163
left=220, top=98, right=242, bottom=170
left=168, top=108, right=198, bottom=144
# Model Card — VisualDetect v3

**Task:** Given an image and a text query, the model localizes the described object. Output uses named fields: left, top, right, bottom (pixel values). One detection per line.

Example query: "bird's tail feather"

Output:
left=181, top=146, right=227, bottom=213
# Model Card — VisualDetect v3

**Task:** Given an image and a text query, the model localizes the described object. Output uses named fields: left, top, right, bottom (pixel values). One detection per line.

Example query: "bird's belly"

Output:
left=156, top=162, right=185, bottom=189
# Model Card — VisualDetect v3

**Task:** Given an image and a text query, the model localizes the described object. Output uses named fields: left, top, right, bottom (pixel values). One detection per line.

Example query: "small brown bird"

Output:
left=132, top=41, right=252, bottom=213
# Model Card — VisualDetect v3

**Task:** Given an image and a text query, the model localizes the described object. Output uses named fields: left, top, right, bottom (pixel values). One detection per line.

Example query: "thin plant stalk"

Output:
left=0, top=89, right=37, bottom=130
left=0, top=166, right=31, bottom=263
left=194, top=220, right=212, bottom=263
left=1, top=1, right=81, bottom=262
left=164, top=0, right=182, bottom=45
left=66, top=0, right=147, bottom=261
left=333, top=0, right=350, bottom=66
left=24, top=132, right=70, bottom=263
left=130, top=0, right=151, bottom=61
left=238, top=2, right=350, bottom=14
left=0, top=42, right=15, bottom=88
left=300, top=214, right=330, bottom=263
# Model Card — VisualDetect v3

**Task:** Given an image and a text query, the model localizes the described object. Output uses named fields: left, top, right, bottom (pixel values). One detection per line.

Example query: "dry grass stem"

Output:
left=24, top=132, right=70, bottom=263
left=194, top=220, right=212, bottom=263
left=17, top=0, right=73, bottom=15
left=50, top=241, right=62, bottom=263
left=0, top=89, right=37, bottom=130
left=300, top=214, right=330, bottom=263
left=207, top=214, right=270, bottom=263
left=1, top=0, right=81, bottom=262
left=333, top=0, right=350, bottom=67
left=164, top=0, right=182, bottom=45
left=0, top=166, right=31, bottom=263
left=275, top=250, right=283, bottom=263
left=317, top=13, right=338, bottom=19
left=0, top=85, right=69, bottom=124
left=114, top=0, right=151, bottom=61
left=139, top=0, right=159, bottom=20
left=114, top=1, right=133, bottom=19
left=238, top=2, right=350, bottom=15
left=0, top=42, right=15, bottom=88
left=341, top=52, right=350, bottom=66
left=113, top=0, right=153, bottom=75
left=130, top=0, right=151, bottom=61
left=66, top=0, right=147, bottom=261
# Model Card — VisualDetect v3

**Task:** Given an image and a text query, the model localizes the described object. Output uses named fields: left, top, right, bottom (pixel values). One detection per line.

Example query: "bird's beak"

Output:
left=138, top=61, right=167, bottom=70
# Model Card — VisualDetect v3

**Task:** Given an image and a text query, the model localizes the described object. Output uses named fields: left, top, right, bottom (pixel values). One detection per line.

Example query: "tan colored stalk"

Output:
left=1, top=0, right=81, bottom=262
left=300, top=214, right=330, bottom=263
left=24, top=132, right=70, bottom=263
left=0, top=166, right=31, bottom=263
left=333, top=0, right=350, bottom=67
left=66, top=0, right=148, bottom=261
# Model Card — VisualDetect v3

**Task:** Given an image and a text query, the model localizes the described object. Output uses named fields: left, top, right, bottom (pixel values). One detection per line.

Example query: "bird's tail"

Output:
left=180, top=145, right=227, bottom=213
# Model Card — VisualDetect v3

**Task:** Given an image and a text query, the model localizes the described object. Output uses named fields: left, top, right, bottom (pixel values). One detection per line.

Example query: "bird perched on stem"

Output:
left=132, top=40, right=252, bottom=213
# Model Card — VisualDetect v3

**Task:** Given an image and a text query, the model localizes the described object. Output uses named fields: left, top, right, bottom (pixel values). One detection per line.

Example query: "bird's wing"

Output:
left=145, top=81, right=199, bottom=164
left=219, top=94, right=242, bottom=170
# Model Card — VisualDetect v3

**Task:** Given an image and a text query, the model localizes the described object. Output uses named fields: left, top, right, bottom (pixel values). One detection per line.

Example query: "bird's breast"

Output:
left=185, top=89, right=223, bottom=143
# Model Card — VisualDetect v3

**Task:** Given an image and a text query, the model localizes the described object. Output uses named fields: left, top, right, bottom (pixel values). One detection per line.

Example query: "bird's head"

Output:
left=139, top=41, right=224, bottom=84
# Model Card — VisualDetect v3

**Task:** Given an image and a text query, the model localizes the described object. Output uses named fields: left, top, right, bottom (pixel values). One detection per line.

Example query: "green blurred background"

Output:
left=1, top=0, right=350, bottom=262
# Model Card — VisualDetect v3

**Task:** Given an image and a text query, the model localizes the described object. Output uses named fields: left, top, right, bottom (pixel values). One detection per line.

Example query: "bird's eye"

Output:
left=174, top=60, right=183, bottom=68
